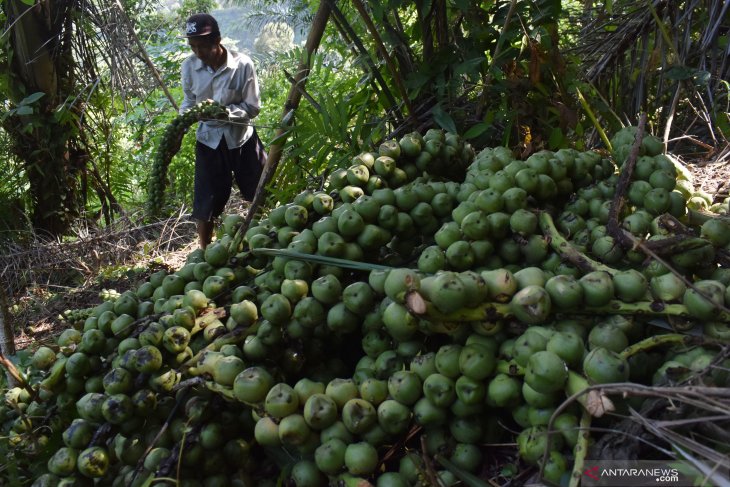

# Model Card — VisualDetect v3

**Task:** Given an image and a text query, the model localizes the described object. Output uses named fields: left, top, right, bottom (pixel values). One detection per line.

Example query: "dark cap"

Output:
left=183, top=13, right=220, bottom=38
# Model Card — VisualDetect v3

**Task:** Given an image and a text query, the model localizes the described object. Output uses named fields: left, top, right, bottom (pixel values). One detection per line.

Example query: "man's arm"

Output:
left=226, top=60, right=261, bottom=121
left=179, top=59, right=197, bottom=115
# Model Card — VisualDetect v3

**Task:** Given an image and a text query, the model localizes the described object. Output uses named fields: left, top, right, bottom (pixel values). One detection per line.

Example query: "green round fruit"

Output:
left=314, top=438, right=347, bottom=475
left=546, top=332, right=585, bottom=368
left=525, top=350, right=568, bottom=394
left=62, top=419, right=95, bottom=449
left=133, top=345, right=163, bottom=374
left=434, top=344, right=462, bottom=379
left=423, top=373, right=456, bottom=408
left=254, top=417, right=281, bottom=447
left=344, top=442, right=379, bottom=476
left=517, top=425, right=561, bottom=465
left=311, top=274, right=342, bottom=304
left=545, top=275, right=583, bottom=309
left=683, top=280, right=725, bottom=320
left=553, top=413, right=580, bottom=447
left=101, top=393, right=134, bottom=424
left=458, top=344, right=495, bottom=381
left=588, top=323, right=628, bottom=353
left=290, top=459, right=324, bottom=487
left=412, top=397, right=447, bottom=427
left=449, top=443, right=482, bottom=473
left=510, top=285, right=552, bottom=324
left=325, top=379, right=359, bottom=409
left=302, top=393, right=338, bottom=430
left=47, top=447, right=78, bottom=476
left=279, top=413, right=311, bottom=446
left=66, top=352, right=91, bottom=378
left=583, top=347, right=630, bottom=384
left=230, top=300, right=258, bottom=326
left=384, top=268, right=420, bottom=303
left=542, top=450, right=568, bottom=485
left=32, top=346, right=57, bottom=370
left=579, top=271, right=614, bottom=306
left=378, top=399, right=412, bottom=435
left=613, top=269, right=648, bottom=302
left=342, top=398, right=377, bottom=434
left=513, top=330, right=549, bottom=367
left=264, top=383, right=299, bottom=418
left=644, top=188, right=671, bottom=215
left=212, top=355, right=246, bottom=387
left=701, top=218, right=730, bottom=247
left=76, top=446, right=110, bottom=478
left=486, top=373, right=521, bottom=407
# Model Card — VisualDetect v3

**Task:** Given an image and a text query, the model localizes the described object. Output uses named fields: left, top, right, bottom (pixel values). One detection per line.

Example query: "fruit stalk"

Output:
left=407, top=296, right=514, bottom=323
left=564, top=370, right=590, bottom=411
left=606, top=112, right=646, bottom=250
left=539, top=212, right=618, bottom=276
left=0, top=351, right=32, bottom=396
left=569, top=411, right=593, bottom=487
left=180, top=324, right=258, bottom=369
left=203, top=381, right=236, bottom=401
left=578, top=300, right=730, bottom=322
left=620, top=334, right=699, bottom=359
left=412, top=295, right=730, bottom=325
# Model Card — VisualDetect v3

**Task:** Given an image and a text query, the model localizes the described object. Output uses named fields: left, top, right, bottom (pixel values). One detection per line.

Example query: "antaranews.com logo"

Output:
left=580, top=460, right=726, bottom=486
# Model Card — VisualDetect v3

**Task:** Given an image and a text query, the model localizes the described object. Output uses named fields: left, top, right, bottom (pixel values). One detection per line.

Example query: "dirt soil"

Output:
left=686, top=152, right=730, bottom=200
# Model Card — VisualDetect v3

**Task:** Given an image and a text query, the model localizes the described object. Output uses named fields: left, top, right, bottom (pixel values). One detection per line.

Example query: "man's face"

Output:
left=188, top=36, right=222, bottom=66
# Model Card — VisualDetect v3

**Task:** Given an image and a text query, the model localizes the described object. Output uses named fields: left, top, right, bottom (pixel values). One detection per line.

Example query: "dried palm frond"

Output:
left=584, top=352, right=730, bottom=487
left=575, top=0, right=729, bottom=152
left=74, top=0, right=179, bottom=112
left=0, top=207, right=196, bottom=298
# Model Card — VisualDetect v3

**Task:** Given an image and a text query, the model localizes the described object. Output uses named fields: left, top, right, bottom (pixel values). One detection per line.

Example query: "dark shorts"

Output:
left=192, top=129, right=266, bottom=222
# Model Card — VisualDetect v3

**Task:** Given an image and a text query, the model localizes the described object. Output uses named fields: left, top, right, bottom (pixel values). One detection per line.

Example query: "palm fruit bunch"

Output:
left=2, top=126, right=730, bottom=486
left=98, top=288, right=121, bottom=302
left=58, top=308, right=94, bottom=330
left=146, top=100, right=228, bottom=217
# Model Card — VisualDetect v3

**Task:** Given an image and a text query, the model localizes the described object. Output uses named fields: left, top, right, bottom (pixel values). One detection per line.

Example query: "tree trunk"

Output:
left=3, top=0, right=81, bottom=236
left=0, top=285, right=16, bottom=387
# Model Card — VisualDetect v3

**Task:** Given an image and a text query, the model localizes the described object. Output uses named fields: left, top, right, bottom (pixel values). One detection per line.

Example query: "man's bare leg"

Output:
left=197, top=219, right=214, bottom=249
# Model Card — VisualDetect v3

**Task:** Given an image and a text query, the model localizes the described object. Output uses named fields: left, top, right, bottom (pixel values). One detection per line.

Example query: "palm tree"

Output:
left=1, top=0, right=177, bottom=236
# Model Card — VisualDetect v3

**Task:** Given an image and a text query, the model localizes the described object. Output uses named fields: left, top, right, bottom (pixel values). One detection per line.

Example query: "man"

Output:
left=179, top=13, right=266, bottom=248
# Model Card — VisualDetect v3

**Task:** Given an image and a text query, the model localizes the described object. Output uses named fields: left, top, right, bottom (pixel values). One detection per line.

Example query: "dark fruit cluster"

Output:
left=146, top=101, right=228, bottom=217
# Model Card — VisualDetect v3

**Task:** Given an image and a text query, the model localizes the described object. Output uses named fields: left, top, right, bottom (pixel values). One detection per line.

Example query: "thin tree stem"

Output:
left=350, top=0, right=414, bottom=116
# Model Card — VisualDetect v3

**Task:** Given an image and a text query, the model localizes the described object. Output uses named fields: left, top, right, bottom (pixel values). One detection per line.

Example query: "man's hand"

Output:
left=199, top=99, right=229, bottom=121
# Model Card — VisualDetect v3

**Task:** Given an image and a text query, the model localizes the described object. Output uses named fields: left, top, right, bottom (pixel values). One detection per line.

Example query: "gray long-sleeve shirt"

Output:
left=180, top=46, right=260, bottom=149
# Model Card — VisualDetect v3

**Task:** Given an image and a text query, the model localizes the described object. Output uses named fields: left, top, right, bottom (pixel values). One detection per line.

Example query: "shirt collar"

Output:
left=192, top=45, right=235, bottom=72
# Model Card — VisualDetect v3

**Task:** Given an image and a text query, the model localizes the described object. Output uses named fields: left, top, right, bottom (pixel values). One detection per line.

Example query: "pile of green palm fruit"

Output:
left=3, top=126, right=730, bottom=487
left=146, top=100, right=228, bottom=217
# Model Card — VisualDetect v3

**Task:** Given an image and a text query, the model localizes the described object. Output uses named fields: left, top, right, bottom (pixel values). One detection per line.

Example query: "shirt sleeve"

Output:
left=226, top=58, right=261, bottom=121
left=180, top=59, right=197, bottom=115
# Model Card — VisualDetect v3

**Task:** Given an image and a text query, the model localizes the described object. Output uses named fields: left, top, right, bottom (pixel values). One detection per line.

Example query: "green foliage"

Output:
left=573, top=0, right=730, bottom=147
left=257, top=47, right=388, bottom=204
left=0, top=0, right=726, bottom=242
